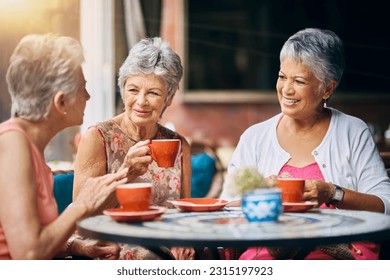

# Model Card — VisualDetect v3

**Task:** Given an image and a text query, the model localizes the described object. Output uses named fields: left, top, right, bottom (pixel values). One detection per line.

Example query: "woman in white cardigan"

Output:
left=221, top=28, right=390, bottom=260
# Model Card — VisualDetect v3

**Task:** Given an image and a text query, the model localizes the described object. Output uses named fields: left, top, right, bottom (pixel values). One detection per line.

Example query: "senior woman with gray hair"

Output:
left=221, top=28, right=390, bottom=260
left=73, top=37, right=193, bottom=260
left=0, top=34, right=128, bottom=259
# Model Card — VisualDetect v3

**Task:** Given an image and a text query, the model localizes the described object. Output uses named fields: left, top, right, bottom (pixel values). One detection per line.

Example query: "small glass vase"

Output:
left=241, top=188, right=282, bottom=223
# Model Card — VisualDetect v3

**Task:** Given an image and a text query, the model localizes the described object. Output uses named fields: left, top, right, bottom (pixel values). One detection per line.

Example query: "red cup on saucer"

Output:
left=277, top=178, right=305, bottom=203
left=116, top=183, right=152, bottom=211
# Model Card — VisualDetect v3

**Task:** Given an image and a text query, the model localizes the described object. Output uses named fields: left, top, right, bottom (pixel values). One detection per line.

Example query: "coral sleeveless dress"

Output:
left=0, top=121, right=58, bottom=259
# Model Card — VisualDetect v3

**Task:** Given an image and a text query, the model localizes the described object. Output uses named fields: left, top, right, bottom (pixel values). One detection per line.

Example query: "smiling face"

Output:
left=123, top=74, right=170, bottom=127
left=276, top=57, right=333, bottom=119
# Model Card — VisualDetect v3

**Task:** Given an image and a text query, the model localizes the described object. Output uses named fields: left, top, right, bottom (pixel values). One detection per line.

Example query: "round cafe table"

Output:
left=77, top=208, right=390, bottom=259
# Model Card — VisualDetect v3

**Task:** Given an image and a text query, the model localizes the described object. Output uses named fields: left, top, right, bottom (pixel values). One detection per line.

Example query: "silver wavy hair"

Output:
left=280, top=28, right=345, bottom=89
left=6, top=34, right=84, bottom=121
left=117, top=37, right=183, bottom=103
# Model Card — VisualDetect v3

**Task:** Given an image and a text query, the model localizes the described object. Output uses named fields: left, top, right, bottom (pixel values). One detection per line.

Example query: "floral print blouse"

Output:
left=94, top=120, right=183, bottom=207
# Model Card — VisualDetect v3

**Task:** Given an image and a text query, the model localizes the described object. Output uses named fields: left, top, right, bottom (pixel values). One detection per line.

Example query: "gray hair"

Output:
left=6, top=34, right=84, bottom=121
left=280, top=28, right=345, bottom=89
left=118, top=37, right=183, bottom=102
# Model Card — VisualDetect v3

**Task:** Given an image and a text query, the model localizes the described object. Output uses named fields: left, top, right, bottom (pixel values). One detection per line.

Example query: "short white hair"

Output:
left=118, top=37, right=183, bottom=103
left=6, top=33, right=84, bottom=121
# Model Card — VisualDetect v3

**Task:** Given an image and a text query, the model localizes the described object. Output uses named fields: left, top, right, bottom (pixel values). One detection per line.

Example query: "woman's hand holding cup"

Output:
left=120, top=140, right=153, bottom=181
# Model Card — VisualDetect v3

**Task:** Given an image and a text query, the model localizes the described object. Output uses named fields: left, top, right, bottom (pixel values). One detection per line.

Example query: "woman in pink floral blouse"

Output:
left=73, top=37, right=193, bottom=260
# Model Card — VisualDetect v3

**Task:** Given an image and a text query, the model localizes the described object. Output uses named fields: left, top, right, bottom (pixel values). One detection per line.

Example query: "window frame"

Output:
left=180, top=0, right=390, bottom=104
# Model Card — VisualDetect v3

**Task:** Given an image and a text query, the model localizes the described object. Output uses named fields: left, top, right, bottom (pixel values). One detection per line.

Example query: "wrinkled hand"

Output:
left=265, top=175, right=278, bottom=187
left=74, top=168, right=129, bottom=215
left=303, top=180, right=332, bottom=205
left=120, top=140, right=153, bottom=182
left=170, top=247, right=196, bottom=260
left=79, top=239, right=121, bottom=260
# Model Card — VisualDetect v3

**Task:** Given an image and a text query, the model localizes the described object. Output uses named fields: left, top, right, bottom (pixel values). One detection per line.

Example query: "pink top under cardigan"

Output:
left=238, top=163, right=380, bottom=260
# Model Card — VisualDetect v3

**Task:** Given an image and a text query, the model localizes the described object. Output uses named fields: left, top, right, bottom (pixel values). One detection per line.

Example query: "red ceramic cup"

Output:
left=277, top=178, right=305, bottom=203
left=116, top=183, right=152, bottom=211
left=149, top=139, right=180, bottom=168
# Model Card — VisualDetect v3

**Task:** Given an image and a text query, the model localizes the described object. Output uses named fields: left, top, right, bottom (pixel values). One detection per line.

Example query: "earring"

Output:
left=64, top=112, right=67, bottom=115
left=323, top=99, right=328, bottom=108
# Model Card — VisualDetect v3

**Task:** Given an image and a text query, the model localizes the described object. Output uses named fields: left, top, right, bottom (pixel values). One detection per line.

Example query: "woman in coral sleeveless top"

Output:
left=0, top=34, right=128, bottom=259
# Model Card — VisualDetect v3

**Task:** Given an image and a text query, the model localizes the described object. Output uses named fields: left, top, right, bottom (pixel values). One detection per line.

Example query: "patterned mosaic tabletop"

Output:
left=78, top=208, right=390, bottom=248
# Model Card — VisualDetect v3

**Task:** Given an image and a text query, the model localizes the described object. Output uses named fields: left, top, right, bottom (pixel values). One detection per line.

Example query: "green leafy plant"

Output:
left=225, top=166, right=275, bottom=197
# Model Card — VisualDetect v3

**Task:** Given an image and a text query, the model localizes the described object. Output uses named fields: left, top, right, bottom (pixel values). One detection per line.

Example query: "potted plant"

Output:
left=224, top=166, right=282, bottom=222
